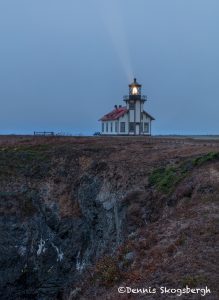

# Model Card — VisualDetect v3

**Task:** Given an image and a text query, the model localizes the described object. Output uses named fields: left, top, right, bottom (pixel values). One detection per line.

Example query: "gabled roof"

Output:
left=99, top=107, right=155, bottom=121
left=99, top=106, right=128, bottom=121
left=143, top=110, right=155, bottom=120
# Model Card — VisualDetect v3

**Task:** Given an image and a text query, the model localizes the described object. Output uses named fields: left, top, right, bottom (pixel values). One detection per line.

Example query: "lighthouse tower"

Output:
left=123, top=78, right=147, bottom=135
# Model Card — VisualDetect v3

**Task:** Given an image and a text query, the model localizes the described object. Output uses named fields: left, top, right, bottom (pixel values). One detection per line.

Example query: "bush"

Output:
left=149, top=152, right=219, bottom=194
left=148, top=166, right=181, bottom=194
left=192, top=152, right=219, bottom=166
left=94, top=256, right=121, bottom=287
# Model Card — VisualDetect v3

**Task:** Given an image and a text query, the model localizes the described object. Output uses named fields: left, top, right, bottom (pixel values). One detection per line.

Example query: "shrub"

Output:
left=149, top=152, right=219, bottom=194
left=94, top=256, right=121, bottom=287
left=148, top=166, right=181, bottom=194
left=192, top=152, right=219, bottom=166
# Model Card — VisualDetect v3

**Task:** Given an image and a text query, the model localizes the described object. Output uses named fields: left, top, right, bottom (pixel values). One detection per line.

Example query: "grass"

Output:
left=149, top=152, right=219, bottom=194
left=0, top=145, right=51, bottom=179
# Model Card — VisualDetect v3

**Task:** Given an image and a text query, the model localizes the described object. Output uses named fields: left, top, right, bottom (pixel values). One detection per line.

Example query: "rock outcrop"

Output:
left=0, top=137, right=218, bottom=299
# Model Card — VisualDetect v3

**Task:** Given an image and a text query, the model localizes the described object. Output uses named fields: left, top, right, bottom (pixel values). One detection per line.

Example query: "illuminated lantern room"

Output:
left=129, top=78, right=141, bottom=99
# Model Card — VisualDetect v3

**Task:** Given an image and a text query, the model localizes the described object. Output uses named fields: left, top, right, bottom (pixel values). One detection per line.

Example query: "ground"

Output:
left=0, top=135, right=218, bottom=300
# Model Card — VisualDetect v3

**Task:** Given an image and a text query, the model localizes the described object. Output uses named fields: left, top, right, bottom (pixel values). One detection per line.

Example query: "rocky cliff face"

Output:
left=0, top=137, right=218, bottom=300
left=0, top=142, right=127, bottom=299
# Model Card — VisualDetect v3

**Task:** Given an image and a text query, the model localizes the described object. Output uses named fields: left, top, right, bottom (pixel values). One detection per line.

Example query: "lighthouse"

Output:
left=99, top=78, right=155, bottom=135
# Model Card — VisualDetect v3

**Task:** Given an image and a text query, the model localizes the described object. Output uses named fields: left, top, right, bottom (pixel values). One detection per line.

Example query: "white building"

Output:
left=99, top=78, right=155, bottom=135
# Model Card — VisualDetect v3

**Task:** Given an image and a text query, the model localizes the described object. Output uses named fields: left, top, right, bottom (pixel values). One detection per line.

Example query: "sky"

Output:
left=0, top=0, right=218, bottom=135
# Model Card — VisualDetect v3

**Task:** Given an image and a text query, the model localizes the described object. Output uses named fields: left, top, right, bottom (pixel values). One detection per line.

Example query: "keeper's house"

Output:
left=99, top=78, right=155, bottom=135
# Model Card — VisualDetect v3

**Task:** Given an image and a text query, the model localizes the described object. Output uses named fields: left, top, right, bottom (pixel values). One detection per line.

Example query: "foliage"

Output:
left=191, top=152, right=219, bottom=166
left=94, top=256, right=121, bottom=287
left=148, top=166, right=179, bottom=194
left=149, top=152, right=219, bottom=194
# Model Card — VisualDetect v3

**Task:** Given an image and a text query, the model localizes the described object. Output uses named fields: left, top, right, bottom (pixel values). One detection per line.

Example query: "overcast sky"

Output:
left=0, top=0, right=218, bottom=135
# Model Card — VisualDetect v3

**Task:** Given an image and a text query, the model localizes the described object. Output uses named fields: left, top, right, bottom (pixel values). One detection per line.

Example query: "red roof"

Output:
left=99, top=107, right=128, bottom=121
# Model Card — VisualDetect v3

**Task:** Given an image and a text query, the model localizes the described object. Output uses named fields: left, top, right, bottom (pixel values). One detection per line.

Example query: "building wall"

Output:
left=142, top=113, right=151, bottom=135
left=135, top=100, right=141, bottom=123
left=101, top=120, right=118, bottom=135
left=101, top=112, right=152, bottom=136
left=129, top=109, right=134, bottom=122
left=118, top=114, right=129, bottom=135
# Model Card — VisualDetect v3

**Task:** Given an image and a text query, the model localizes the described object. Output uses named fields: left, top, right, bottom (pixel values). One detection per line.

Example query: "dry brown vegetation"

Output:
left=0, top=135, right=219, bottom=300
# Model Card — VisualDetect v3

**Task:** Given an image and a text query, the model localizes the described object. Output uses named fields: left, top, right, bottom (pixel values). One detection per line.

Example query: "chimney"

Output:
left=114, top=105, right=118, bottom=109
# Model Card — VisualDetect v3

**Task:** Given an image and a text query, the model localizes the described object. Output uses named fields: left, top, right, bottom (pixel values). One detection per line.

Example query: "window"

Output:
left=111, top=122, right=113, bottom=132
left=102, top=123, right=104, bottom=132
left=115, top=122, right=118, bottom=133
left=120, top=122, right=125, bottom=133
left=130, top=87, right=141, bottom=95
left=129, top=122, right=135, bottom=132
left=106, top=123, right=108, bottom=132
left=129, top=102, right=135, bottom=110
left=144, top=122, right=149, bottom=133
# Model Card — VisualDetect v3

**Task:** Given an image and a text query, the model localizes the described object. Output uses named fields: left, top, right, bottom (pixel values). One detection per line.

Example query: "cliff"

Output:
left=0, top=136, right=218, bottom=299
